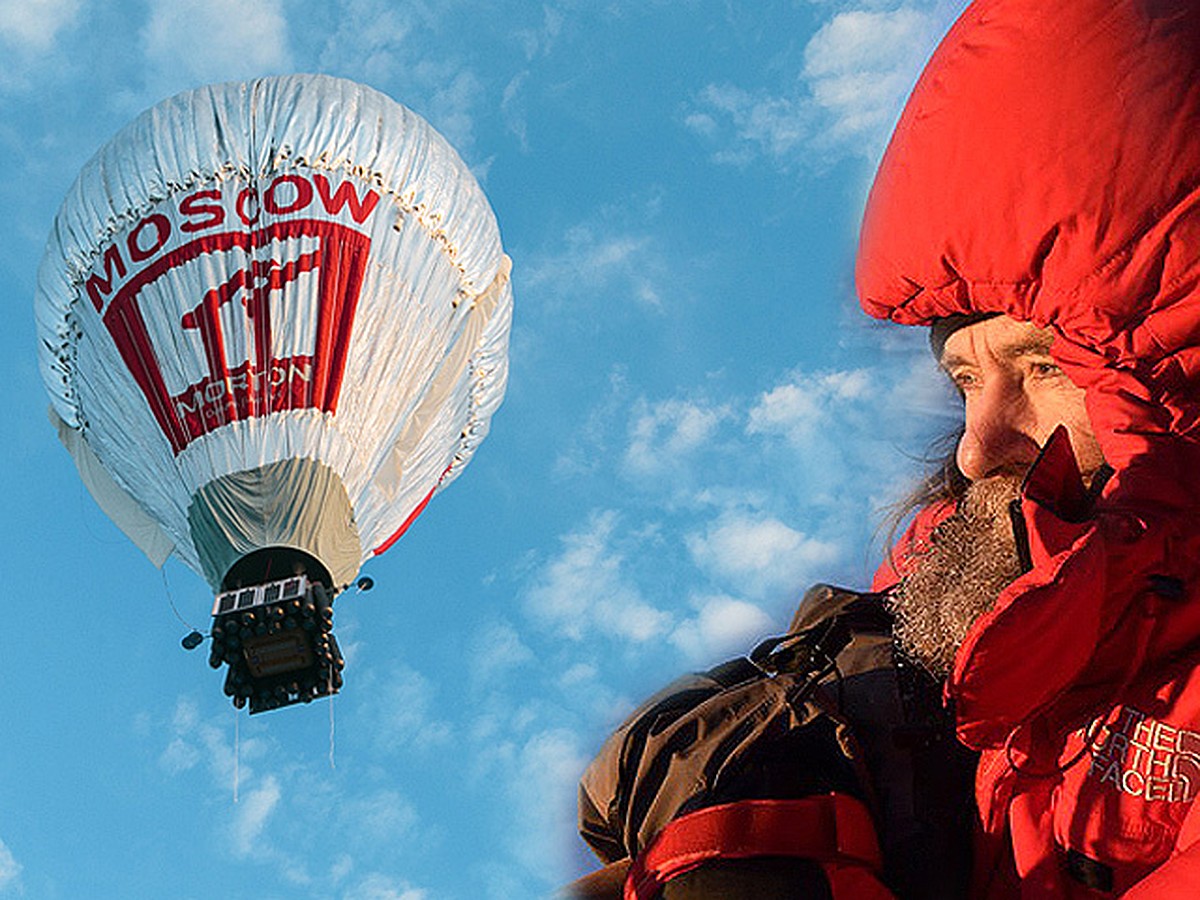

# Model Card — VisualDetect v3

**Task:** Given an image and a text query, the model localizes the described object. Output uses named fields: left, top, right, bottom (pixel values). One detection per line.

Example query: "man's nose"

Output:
left=956, top=381, right=1041, bottom=480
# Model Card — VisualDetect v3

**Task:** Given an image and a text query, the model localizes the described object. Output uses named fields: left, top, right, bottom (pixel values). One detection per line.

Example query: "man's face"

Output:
left=940, top=316, right=1105, bottom=484
left=889, top=316, right=1106, bottom=678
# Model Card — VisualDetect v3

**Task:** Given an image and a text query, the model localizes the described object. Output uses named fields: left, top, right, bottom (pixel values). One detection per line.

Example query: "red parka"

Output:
left=860, top=0, right=1200, bottom=896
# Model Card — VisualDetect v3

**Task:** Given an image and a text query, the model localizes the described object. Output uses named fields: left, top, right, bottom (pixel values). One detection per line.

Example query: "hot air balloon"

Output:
left=35, top=75, right=513, bottom=713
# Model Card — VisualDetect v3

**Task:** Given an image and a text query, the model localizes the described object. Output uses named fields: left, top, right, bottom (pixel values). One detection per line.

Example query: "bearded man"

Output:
left=887, top=315, right=1107, bottom=684
left=567, top=0, right=1200, bottom=897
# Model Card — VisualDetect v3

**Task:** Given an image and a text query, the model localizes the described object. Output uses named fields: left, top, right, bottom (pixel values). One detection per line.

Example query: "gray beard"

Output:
left=888, top=476, right=1025, bottom=679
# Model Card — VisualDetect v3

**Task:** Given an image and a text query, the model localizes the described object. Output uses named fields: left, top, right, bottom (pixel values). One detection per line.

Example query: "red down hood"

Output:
left=859, top=0, right=1200, bottom=746
left=858, top=0, right=1200, bottom=514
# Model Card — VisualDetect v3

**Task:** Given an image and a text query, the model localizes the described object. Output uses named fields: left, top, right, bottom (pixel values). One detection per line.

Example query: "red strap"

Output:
left=623, top=794, right=884, bottom=900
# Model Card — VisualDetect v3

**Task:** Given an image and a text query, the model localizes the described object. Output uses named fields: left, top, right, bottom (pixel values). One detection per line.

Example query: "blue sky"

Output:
left=0, top=1, right=968, bottom=897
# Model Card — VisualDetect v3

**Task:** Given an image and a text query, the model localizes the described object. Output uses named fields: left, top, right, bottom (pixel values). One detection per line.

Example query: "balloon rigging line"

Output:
left=161, top=567, right=198, bottom=632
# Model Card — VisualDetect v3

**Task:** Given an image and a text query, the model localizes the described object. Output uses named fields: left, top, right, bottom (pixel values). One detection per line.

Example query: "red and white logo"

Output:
left=1086, top=706, right=1200, bottom=803
left=83, top=173, right=379, bottom=454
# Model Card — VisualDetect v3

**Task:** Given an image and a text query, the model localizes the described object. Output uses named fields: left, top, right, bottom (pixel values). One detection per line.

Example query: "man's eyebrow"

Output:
left=939, top=336, right=1056, bottom=371
left=939, top=351, right=971, bottom=372
left=999, top=335, right=1056, bottom=358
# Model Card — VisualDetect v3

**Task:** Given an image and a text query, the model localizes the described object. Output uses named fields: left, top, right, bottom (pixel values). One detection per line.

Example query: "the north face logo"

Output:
left=1086, top=706, right=1200, bottom=803
left=81, top=174, right=378, bottom=454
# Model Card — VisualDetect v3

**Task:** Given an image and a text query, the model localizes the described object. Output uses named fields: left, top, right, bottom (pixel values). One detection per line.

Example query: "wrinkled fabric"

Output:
left=859, top=0, right=1200, bottom=518
left=187, top=456, right=360, bottom=589
left=860, top=0, right=1200, bottom=895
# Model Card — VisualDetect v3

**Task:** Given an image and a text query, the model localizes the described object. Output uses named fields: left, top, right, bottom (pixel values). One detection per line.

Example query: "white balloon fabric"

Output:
left=36, top=75, right=512, bottom=591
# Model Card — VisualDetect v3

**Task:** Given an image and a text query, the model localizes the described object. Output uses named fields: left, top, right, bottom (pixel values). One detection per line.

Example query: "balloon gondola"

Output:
left=36, top=75, right=512, bottom=712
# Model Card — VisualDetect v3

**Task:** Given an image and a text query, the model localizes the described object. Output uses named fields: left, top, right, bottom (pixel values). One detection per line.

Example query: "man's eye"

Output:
left=950, top=371, right=979, bottom=391
left=1029, top=361, right=1064, bottom=378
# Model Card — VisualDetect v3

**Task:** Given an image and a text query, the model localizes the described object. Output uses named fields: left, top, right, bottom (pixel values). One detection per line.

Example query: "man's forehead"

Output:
left=937, top=316, right=1055, bottom=367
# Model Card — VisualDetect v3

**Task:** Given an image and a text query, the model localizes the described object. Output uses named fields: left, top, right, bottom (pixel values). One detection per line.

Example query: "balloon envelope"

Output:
left=36, top=75, right=512, bottom=592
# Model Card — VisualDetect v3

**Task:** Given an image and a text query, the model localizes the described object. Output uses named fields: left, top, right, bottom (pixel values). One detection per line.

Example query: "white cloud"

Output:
left=338, top=791, right=420, bottom=846
left=670, top=593, right=775, bottom=663
left=557, top=662, right=598, bottom=690
left=451, top=3, right=566, bottom=148
left=687, top=1, right=964, bottom=166
left=0, top=0, right=78, bottom=50
left=502, top=71, right=530, bottom=149
left=683, top=110, right=717, bottom=137
left=802, top=7, right=943, bottom=148
left=526, top=223, right=664, bottom=308
left=624, top=397, right=731, bottom=475
left=159, top=696, right=203, bottom=773
left=342, top=872, right=429, bottom=900
left=231, top=774, right=282, bottom=854
left=142, top=0, right=292, bottom=86
left=316, top=0, right=482, bottom=155
left=331, top=853, right=355, bottom=885
left=687, top=513, right=840, bottom=600
left=506, top=728, right=588, bottom=873
left=319, top=0, right=415, bottom=72
left=514, top=3, right=565, bottom=60
left=151, top=695, right=432, bottom=890
left=470, top=620, right=535, bottom=680
left=159, top=696, right=266, bottom=794
left=537, top=340, right=950, bottom=632
left=747, top=369, right=870, bottom=443
left=888, top=352, right=959, bottom=423
left=458, top=706, right=597, bottom=892
left=554, top=366, right=632, bottom=479
left=0, top=0, right=79, bottom=92
left=365, top=665, right=454, bottom=753
left=415, top=63, right=485, bottom=157
left=160, top=735, right=202, bottom=774
left=316, top=0, right=421, bottom=103
left=524, top=510, right=671, bottom=642
left=0, top=838, right=20, bottom=892
left=691, top=84, right=808, bottom=164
